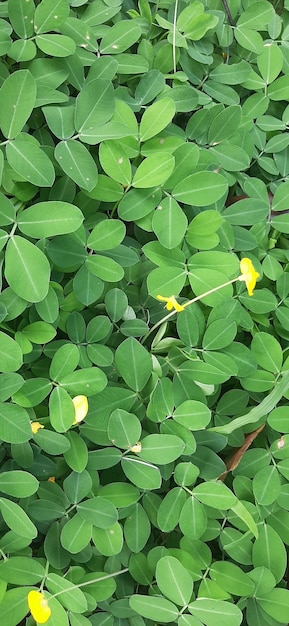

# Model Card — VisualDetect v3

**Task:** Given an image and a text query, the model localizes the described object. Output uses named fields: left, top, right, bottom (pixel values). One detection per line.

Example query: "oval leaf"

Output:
left=18, top=202, right=83, bottom=238
left=5, top=236, right=50, bottom=302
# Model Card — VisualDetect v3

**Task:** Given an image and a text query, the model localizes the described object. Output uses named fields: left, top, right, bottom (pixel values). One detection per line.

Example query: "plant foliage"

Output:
left=0, top=0, right=289, bottom=625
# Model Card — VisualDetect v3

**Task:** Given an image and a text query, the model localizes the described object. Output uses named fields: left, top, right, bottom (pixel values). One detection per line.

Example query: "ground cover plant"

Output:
left=1, top=0, right=289, bottom=624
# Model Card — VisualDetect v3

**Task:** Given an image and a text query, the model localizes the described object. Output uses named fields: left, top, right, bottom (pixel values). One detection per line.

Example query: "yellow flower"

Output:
left=156, top=295, right=184, bottom=312
left=27, top=590, right=51, bottom=624
left=238, top=257, right=260, bottom=296
left=31, top=422, right=44, bottom=434
left=47, top=476, right=55, bottom=483
left=72, top=395, right=88, bottom=424
left=130, top=442, right=142, bottom=453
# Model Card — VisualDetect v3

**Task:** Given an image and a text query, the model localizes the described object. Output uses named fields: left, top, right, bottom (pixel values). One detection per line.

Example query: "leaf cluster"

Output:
left=0, top=0, right=289, bottom=625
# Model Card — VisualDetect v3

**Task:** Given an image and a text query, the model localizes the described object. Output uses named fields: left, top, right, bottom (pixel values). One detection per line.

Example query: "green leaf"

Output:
left=157, top=487, right=186, bottom=532
left=223, top=199, right=269, bottom=225
left=253, top=465, right=280, bottom=505
left=55, top=140, right=98, bottom=191
left=108, top=409, right=141, bottom=449
left=8, top=0, right=35, bottom=39
left=121, top=456, right=162, bottom=490
left=34, top=429, right=71, bottom=455
left=179, top=496, right=207, bottom=540
left=235, top=27, right=264, bottom=54
left=64, top=431, right=88, bottom=473
left=22, top=321, right=56, bottom=344
left=237, top=1, right=274, bottom=29
left=257, top=588, right=289, bottom=623
left=152, top=197, right=188, bottom=249
left=76, top=572, right=116, bottom=603
left=5, top=236, right=50, bottom=302
left=231, top=500, right=258, bottom=538
left=251, top=332, right=282, bottom=374
left=165, top=143, right=200, bottom=189
left=156, top=556, right=193, bottom=605
left=6, top=139, right=55, bottom=187
left=147, top=265, right=186, bottom=298
left=85, top=255, right=124, bottom=282
left=115, top=337, right=152, bottom=391
left=42, top=104, right=75, bottom=140
left=190, top=599, right=243, bottom=626
left=174, top=400, right=211, bottom=430
left=188, top=268, right=233, bottom=307
left=18, top=201, right=83, bottom=239
left=208, top=105, right=242, bottom=144
left=268, top=406, right=289, bottom=433
left=0, top=471, right=38, bottom=497
left=139, top=98, right=175, bottom=142
left=49, top=344, right=79, bottom=381
left=0, top=587, right=33, bottom=626
left=209, top=561, right=254, bottom=597
left=60, top=513, right=91, bottom=554
left=0, top=403, right=31, bottom=444
left=87, top=219, right=125, bottom=251
left=132, top=153, right=175, bottom=188
left=92, top=521, right=123, bottom=555
left=0, top=556, right=44, bottom=584
left=173, top=172, right=228, bottom=206
left=118, top=187, right=161, bottom=221
left=74, top=265, right=104, bottom=306
left=252, top=523, right=287, bottom=583
left=34, top=0, right=69, bottom=34
left=193, top=482, right=237, bottom=509
left=98, top=482, right=139, bottom=507
left=75, top=79, right=114, bottom=132
left=0, top=70, right=36, bottom=139
left=212, top=369, right=289, bottom=434
left=46, top=573, right=87, bottom=613
left=129, top=595, right=179, bottom=623
left=210, top=61, right=251, bottom=85
left=0, top=331, right=22, bottom=373
left=257, top=42, right=283, bottom=84
left=49, top=386, right=75, bottom=433
left=202, top=320, right=237, bottom=351
left=36, top=34, right=76, bottom=57
left=272, top=179, right=289, bottom=212
left=63, top=470, right=92, bottom=504
left=0, top=497, right=37, bottom=539
left=100, top=21, right=141, bottom=54
left=124, top=503, right=150, bottom=553
left=0, top=373, right=24, bottom=402
left=209, top=144, right=250, bottom=172
left=99, top=141, right=131, bottom=185
left=140, top=434, right=185, bottom=464
left=58, top=367, right=107, bottom=396
left=135, top=69, right=165, bottom=105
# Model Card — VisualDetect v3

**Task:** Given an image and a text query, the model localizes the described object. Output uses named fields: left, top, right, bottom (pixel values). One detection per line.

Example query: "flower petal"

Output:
left=28, top=590, right=51, bottom=624
left=239, top=257, right=260, bottom=296
left=31, top=422, right=44, bottom=434
left=156, top=295, right=184, bottom=312
left=72, top=395, right=88, bottom=424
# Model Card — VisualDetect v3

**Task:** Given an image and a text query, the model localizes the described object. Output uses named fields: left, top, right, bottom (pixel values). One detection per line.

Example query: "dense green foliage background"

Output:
left=0, top=0, right=289, bottom=624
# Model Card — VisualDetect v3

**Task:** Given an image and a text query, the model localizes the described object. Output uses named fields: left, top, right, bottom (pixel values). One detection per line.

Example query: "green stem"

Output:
left=172, top=0, right=179, bottom=73
left=40, top=561, right=50, bottom=592
left=142, top=277, right=239, bottom=344
left=49, top=568, right=129, bottom=600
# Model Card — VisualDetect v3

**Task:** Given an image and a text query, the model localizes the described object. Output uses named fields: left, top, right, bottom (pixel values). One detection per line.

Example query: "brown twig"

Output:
left=218, top=424, right=266, bottom=481
left=221, top=0, right=235, bottom=26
